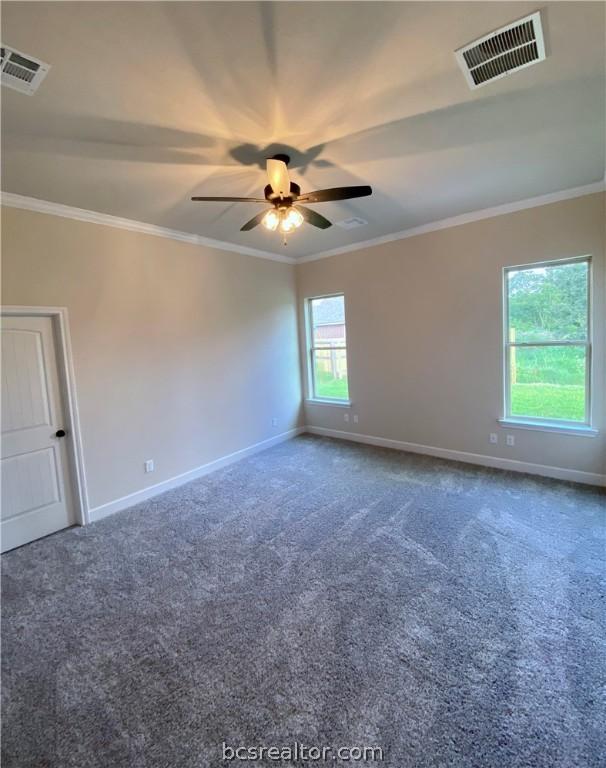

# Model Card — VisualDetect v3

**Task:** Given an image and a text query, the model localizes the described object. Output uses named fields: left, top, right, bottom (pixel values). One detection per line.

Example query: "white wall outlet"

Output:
left=490, top=433, right=498, bottom=444
left=353, top=414, right=359, bottom=424
left=344, top=413, right=350, bottom=422
left=271, top=417, right=278, bottom=427
left=506, top=434, right=515, bottom=447
left=144, top=459, right=154, bottom=473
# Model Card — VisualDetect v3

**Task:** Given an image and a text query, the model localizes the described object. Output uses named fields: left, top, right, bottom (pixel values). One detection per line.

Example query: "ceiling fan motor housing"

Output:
left=264, top=182, right=301, bottom=206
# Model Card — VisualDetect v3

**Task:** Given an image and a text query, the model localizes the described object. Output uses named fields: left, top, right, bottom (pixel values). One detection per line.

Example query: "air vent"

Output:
left=336, top=217, right=368, bottom=230
left=1, top=45, right=50, bottom=95
left=455, top=12, right=545, bottom=89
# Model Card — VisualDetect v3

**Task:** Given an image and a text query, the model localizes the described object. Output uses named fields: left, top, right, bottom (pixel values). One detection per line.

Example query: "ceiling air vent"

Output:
left=336, top=217, right=368, bottom=230
left=1, top=45, right=50, bottom=95
left=455, top=12, right=545, bottom=89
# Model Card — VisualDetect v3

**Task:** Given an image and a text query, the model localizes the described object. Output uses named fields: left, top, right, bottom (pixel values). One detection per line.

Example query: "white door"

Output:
left=1, top=315, right=76, bottom=552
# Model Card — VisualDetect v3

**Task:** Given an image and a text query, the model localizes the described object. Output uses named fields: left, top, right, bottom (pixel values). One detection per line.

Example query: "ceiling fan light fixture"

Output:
left=261, top=209, right=280, bottom=231
left=279, top=207, right=304, bottom=233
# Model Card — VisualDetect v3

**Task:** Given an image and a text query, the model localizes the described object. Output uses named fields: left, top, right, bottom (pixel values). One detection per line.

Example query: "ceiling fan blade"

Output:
left=296, top=205, right=332, bottom=230
left=240, top=210, right=268, bottom=231
left=191, top=196, right=266, bottom=202
left=266, top=158, right=291, bottom=198
left=297, top=185, right=372, bottom=204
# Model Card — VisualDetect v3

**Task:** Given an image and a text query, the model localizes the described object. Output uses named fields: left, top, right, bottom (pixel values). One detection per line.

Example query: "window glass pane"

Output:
left=313, top=348, right=349, bottom=400
left=311, top=296, right=346, bottom=347
left=510, top=345, right=586, bottom=422
left=507, top=261, right=588, bottom=342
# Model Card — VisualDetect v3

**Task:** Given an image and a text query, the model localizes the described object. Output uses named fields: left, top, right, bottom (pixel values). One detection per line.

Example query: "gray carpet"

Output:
left=2, top=435, right=605, bottom=767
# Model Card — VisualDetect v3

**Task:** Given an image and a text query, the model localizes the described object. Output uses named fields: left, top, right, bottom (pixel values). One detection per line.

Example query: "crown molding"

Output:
left=297, top=180, right=606, bottom=264
left=3, top=181, right=604, bottom=267
left=0, top=192, right=295, bottom=265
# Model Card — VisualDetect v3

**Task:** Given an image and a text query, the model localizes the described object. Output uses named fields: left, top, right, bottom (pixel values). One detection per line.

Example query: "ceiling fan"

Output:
left=191, top=154, right=372, bottom=240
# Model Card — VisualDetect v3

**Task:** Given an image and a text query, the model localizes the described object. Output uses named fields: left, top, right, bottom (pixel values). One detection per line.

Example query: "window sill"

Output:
left=498, top=418, right=598, bottom=437
left=306, top=398, right=352, bottom=408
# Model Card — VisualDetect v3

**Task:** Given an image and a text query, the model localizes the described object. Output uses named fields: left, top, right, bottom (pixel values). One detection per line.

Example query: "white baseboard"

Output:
left=89, top=427, right=305, bottom=522
left=305, top=426, right=606, bottom=487
left=87, top=423, right=604, bottom=523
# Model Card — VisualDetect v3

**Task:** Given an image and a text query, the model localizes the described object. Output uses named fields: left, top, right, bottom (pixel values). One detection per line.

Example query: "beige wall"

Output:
left=2, top=193, right=604, bottom=513
left=297, top=193, right=606, bottom=478
left=1, top=207, right=302, bottom=509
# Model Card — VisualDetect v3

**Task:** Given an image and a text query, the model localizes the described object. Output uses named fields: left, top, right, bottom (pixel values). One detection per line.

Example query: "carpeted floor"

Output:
left=2, top=435, right=605, bottom=767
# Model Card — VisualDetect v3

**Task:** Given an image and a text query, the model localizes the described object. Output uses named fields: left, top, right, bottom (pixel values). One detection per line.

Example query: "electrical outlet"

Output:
left=144, top=459, right=154, bottom=473
left=506, top=434, right=515, bottom=447
left=271, top=417, right=278, bottom=427
left=344, top=413, right=350, bottom=422
left=353, top=415, right=359, bottom=424
left=490, top=433, right=498, bottom=444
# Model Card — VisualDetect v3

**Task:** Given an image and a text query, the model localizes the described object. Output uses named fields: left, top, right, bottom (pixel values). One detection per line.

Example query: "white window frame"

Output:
left=305, top=293, right=351, bottom=405
left=501, top=255, right=594, bottom=433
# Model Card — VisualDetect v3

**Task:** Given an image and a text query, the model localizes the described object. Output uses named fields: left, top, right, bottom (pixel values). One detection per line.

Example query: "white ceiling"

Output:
left=2, top=1, right=604, bottom=260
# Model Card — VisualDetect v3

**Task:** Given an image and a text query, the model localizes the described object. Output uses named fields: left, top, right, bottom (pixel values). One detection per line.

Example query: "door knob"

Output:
left=55, top=429, right=66, bottom=438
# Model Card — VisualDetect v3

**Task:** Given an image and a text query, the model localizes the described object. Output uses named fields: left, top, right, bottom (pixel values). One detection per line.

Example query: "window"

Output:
left=306, top=294, right=349, bottom=402
left=504, top=257, right=591, bottom=427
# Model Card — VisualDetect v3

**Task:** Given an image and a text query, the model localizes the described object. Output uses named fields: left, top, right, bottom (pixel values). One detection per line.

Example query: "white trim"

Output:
left=305, top=426, right=606, bottom=487
left=88, top=427, right=304, bottom=522
left=3, top=184, right=603, bottom=268
left=0, top=192, right=295, bottom=265
left=306, top=398, right=352, bottom=408
left=1, top=306, right=90, bottom=524
left=498, top=418, right=598, bottom=436
left=297, top=181, right=606, bottom=264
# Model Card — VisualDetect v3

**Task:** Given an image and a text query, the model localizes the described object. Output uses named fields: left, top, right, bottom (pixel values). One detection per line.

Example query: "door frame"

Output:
left=2, top=306, right=89, bottom=525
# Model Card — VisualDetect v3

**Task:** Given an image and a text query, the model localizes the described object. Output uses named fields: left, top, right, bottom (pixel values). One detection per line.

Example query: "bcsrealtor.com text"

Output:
left=222, top=742, right=384, bottom=762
